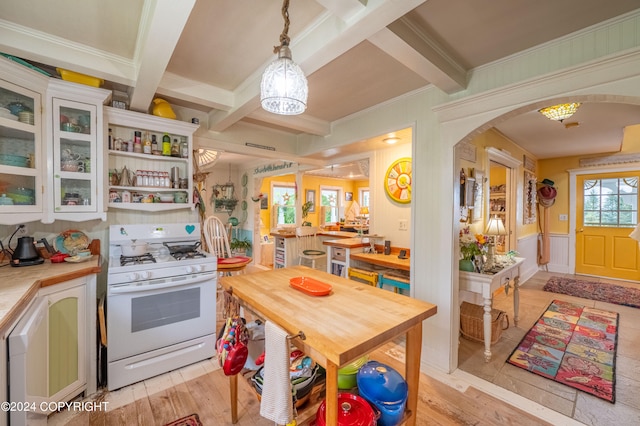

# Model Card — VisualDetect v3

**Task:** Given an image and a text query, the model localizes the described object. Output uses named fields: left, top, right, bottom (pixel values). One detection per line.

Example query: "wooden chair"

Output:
left=295, top=226, right=326, bottom=270
left=203, top=216, right=251, bottom=275
left=378, top=270, right=410, bottom=295
left=348, top=267, right=378, bottom=287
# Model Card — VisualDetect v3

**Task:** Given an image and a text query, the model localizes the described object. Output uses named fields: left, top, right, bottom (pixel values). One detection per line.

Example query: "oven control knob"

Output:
left=140, top=271, right=150, bottom=280
left=185, top=265, right=204, bottom=274
left=127, top=272, right=139, bottom=281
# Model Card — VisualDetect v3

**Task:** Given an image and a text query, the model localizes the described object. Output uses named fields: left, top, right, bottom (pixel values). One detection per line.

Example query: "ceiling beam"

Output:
left=206, top=0, right=427, bottom=133
left=156, top=71, right=234, bottom=111
left=127, top=0, right=196, bottom=112
left=246, top=109, right=331, bottom=136
left=379, top=17, right=467, bottom=94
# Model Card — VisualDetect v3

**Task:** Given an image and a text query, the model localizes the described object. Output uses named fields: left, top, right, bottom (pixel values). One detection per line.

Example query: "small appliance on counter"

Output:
left=11, top=236, right=44, bottom=267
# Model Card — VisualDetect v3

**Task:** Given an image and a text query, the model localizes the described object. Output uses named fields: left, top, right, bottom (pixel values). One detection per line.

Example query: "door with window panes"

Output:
left=576, top=172, right=640, bottom=280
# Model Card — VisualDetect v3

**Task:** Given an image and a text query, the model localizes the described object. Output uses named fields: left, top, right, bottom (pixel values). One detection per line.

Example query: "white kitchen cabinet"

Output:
left=105, top=107, right=198, bottom=211
left=0, top=58, right=47, bottom=225
left=45, top=80, right=110, bottom=223
left=8, top=275, right=96, bottom=425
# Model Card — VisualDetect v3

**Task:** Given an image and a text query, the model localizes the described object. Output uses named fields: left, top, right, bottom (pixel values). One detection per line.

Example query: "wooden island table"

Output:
left=219, top=266, right=437, bottom=425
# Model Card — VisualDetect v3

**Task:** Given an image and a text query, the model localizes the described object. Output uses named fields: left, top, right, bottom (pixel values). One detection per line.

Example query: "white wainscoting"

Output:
left=546, top=233, right=570, bottom=274
left=515, top=233, right=539, bottom=283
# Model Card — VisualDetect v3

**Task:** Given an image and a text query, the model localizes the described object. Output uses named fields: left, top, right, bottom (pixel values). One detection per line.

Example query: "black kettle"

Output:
left=12, top=236, right=43, bottom=266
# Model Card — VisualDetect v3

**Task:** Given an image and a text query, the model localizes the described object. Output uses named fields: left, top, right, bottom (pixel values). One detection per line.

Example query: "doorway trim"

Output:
left=487, top=148, right=522, bottom=252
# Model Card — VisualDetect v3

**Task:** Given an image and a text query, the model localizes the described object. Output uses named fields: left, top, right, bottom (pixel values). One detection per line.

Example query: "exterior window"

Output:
left=359, top=188, right=370, bottom=208
left=321, top=188, right=340, bottom=223
left=583, top=177, right=638, bottom=227
left=272, top=183, right=296, bottom=225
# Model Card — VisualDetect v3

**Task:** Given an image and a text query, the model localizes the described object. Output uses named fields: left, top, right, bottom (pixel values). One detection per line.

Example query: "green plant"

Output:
left=230, top=237, right=252, bottom=252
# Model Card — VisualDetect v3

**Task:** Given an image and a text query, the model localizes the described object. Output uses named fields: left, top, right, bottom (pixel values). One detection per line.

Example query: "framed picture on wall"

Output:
left=260, top=195, right=269, bottom=210
left=345, top=192, right=353, bottom=201
left=305, top=189, right=315, bottom=212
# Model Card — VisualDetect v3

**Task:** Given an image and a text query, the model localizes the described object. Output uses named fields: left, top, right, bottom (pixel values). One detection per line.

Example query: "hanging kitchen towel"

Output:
left=259, top=321, right=293, bottom=424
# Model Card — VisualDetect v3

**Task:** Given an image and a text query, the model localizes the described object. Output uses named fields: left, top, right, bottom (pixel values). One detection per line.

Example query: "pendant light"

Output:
left=260, top=0, right=308, bottom=115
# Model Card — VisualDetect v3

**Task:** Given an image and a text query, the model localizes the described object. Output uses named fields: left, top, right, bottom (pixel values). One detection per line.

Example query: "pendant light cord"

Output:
left=274, top=0, right=291, bottom=52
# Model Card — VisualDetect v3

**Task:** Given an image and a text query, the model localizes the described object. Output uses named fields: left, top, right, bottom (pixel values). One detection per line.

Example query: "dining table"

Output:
left=219, top=266, right=437, bottom=425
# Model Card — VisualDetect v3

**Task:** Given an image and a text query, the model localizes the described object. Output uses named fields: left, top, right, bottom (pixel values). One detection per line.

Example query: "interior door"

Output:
left=576, top=172, right=640, bottom=280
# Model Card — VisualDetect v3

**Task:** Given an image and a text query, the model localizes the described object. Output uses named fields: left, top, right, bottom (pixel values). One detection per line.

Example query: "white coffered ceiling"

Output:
left=1, top=0, right=639, bottom=167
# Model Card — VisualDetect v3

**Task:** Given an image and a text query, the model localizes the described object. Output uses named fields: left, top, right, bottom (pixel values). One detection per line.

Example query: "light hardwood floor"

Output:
left=459, top=270, right=640, bottom=426
left=49, top=338, right=555, bottom=426
left=49, top=269, right=636, bottom=425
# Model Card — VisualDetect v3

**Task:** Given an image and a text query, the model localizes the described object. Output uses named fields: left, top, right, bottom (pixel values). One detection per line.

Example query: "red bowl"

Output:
left=50, top=252, right=69, bottom=263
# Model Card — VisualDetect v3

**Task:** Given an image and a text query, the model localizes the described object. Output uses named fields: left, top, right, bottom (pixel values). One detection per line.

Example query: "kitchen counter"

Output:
left=322, top=236, right=370, bottom=248
left=270, top=230, right=361, bottom=239
left=219, top=266, right=437, bottom=425
left=350, top=251, right=410, bottom=271
left=0, top=256, right=102, bottom=335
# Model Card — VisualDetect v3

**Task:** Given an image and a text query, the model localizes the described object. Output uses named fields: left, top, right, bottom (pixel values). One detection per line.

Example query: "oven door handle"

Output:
left=109, top=274, right=215, bottom=294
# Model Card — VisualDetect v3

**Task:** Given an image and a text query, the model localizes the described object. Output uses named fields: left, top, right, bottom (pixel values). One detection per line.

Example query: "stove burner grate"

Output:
left=120, top=253, right=156, bottom=266
left=172, top=251, right=206, bottom=260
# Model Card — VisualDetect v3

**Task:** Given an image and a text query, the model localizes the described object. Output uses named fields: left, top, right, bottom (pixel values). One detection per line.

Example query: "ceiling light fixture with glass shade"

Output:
left=538, top=102, right=581, bottom=122
left=260, top=0, right=308, bottom=115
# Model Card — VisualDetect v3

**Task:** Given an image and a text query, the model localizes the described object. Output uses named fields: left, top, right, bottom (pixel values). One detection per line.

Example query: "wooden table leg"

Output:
left=325, top=361, right=339, bottom=426
left=483, top=297, right=492, bottom=362
left=230, top=374, right=238, bottom=424
left=405, top=322, right=422, bottom=426
left=513, top=275, right=520, bottom=326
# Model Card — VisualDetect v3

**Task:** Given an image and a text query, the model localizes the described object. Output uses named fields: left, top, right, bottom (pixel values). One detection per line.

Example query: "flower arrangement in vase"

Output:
left=459, top=226, right=487, bottom=272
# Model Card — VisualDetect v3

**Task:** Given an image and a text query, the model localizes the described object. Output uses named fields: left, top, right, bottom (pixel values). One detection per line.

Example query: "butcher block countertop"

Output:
left=0, top=256, right=101, bottom=336
left=219, top=265, right=436, bottom=367
left=219, top=265, right=437, bottom=426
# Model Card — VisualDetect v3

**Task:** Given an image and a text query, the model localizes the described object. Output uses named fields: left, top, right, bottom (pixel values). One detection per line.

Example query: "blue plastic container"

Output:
left=356, top=361, right=408, bottom=426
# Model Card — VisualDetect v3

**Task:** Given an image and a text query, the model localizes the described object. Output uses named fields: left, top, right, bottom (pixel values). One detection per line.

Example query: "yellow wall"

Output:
left=467, top=128, right=539, bottom=239
left=538, top=124, right=640, bottom=234
left=257, top=173, right=365, bottom=235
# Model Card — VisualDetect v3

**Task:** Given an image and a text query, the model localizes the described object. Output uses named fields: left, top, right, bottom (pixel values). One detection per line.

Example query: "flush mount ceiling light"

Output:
left=538, top=102, right=581, bottom=122
left=260, top=0, right=308, bottom=115
left=384, top=137, right=399, bottom=144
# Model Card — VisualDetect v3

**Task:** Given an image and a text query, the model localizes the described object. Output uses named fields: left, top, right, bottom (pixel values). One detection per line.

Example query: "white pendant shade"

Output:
left=260, top=46, right=308, bottom=115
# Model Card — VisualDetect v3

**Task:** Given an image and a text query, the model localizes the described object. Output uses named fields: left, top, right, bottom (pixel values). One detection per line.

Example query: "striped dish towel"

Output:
left=259, top=321, right=293, bottom=424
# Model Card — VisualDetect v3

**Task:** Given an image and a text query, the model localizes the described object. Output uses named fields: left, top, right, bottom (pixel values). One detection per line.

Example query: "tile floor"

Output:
left=458, top=270, right=640, bottom=425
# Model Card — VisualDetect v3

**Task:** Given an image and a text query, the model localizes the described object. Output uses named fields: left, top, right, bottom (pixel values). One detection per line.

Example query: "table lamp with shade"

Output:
left=484, top=215, right=507, bottom=270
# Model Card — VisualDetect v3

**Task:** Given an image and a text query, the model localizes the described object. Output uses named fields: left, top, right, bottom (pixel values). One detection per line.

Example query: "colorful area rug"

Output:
left=507, top=300, right=618, bottom=402
left=543, top=276, right=640, bottom=309
left=165, top=413, right=203, bottom=426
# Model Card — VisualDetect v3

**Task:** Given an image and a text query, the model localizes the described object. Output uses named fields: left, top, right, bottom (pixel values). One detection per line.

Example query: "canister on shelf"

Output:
left=180, top=137, right=189, bottom=158
left=142, top=131, right=152, bottom=154
left=162, top=133, right=171, bottom=156
left=133, top=131, right=142, bottom=153
left=171, top=138, right=180, bottom=157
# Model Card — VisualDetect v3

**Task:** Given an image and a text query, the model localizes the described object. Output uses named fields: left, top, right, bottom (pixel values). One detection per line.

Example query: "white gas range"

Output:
left=107, top=223, right=217, bottom=391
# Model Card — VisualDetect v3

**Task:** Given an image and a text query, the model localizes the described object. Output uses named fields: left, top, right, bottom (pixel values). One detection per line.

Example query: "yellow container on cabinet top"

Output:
left=56, top=68, right=104, bottom=87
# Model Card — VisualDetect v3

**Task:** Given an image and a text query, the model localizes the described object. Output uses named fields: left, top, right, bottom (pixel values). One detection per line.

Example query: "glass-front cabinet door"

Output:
left=52, top=98, right=97, bottom=215
left=0, top=78, right=43, bottom=224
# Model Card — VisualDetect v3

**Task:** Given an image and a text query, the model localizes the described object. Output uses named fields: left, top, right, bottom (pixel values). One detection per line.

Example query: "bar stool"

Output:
left=347, top=267, right=378, bottom=287
left=378, top=271, right=410, bottom=295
